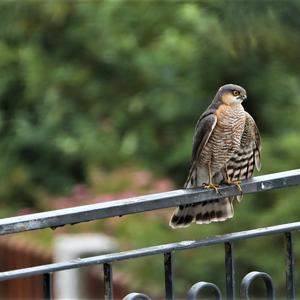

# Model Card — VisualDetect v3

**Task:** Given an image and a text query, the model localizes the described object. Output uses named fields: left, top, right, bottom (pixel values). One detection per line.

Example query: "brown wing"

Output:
left=191, top=112, right=217, bottom=162
left=226, top=112, right=261, bottom=182
left=184, top=112, right=217, bottom=188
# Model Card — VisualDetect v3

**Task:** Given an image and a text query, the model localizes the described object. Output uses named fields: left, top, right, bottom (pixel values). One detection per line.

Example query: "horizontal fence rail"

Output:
left=0, top=169, right=300, bottom=235
left=0, top=221, right=299, bottom=281
left=0, top=169, right=300, bottom=299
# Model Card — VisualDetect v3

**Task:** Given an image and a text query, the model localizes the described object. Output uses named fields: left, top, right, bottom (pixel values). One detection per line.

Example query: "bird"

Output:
left=169, top=84, right=261, bottom=228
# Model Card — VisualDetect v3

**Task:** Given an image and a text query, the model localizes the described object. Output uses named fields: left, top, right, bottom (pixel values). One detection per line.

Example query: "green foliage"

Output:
left=1, top=1, right=300, bottom=297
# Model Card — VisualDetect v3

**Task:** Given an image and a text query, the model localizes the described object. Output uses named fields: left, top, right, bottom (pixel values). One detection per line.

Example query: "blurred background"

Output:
left=0, top=1, right=300, bottom=299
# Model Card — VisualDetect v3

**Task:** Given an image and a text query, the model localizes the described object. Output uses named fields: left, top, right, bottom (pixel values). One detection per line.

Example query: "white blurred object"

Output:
left=54, top=234, right=117, bottom=299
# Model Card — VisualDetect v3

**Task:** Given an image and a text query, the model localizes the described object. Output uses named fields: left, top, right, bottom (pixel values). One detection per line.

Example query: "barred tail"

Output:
left=169, top=197, right=234, bottom=228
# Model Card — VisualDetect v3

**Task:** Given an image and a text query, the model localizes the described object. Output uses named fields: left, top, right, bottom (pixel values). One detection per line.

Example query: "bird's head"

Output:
left=217, top=84, right=247, bottom=106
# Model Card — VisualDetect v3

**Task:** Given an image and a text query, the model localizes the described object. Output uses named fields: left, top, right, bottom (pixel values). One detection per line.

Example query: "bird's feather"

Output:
left=226, top=112, right=261, bottom=182
left=184, top=113, right=217, bottom=188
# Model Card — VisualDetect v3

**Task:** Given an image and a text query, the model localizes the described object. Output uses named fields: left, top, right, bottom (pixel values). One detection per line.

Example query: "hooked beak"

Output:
left=238, top=94, right=247, bottom=102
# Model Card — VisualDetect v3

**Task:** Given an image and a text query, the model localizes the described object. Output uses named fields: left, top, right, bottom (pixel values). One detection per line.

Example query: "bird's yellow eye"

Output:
left=233, top=90, right=240, bottom=96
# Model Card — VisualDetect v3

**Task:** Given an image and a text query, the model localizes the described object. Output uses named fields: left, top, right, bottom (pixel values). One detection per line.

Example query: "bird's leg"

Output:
left=202, top=163, right=219, bottom=193
left=223, top=164, right=242, bottom=192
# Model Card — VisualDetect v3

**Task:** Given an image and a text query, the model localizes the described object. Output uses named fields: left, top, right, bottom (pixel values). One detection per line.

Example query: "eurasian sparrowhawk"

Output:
left=170, top=84, right=261, bottom=228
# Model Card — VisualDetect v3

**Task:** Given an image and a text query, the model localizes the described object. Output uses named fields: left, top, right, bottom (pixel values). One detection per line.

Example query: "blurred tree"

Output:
left=0, top=1, right=300, bottom=297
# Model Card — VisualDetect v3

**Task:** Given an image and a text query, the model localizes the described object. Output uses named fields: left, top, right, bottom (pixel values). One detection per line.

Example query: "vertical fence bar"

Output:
left=103, top=263, right=113, bottom=300
left=285, top=232, right=295, bottom=300
left=43, top=273, right=52, bottom=300
left=164, top=252, right=174, bottom=300
left=225, top=242, right=235, bottom=300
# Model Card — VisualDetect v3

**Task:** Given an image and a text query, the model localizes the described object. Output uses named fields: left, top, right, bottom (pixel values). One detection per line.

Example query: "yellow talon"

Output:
left=202, top=182, right=219, bottom=193
left=224, top=179, right=242, bottom=192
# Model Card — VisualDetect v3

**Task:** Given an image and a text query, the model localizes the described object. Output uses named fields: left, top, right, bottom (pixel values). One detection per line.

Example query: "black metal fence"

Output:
left=0, top=169, right=300, bottom=299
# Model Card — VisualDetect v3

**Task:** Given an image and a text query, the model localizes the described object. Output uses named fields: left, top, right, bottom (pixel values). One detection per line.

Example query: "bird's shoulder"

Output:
left=192, top=108, right=218, bottom=161
left=243, top=111, right=261, bottom=145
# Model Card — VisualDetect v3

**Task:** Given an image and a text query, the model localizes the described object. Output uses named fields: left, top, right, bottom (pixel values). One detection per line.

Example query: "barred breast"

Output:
left=199, top=104, right=246, bottom=174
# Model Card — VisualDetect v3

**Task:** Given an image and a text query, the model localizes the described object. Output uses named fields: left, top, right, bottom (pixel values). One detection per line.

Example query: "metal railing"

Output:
left=0, top=169, right=300, bottom=299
